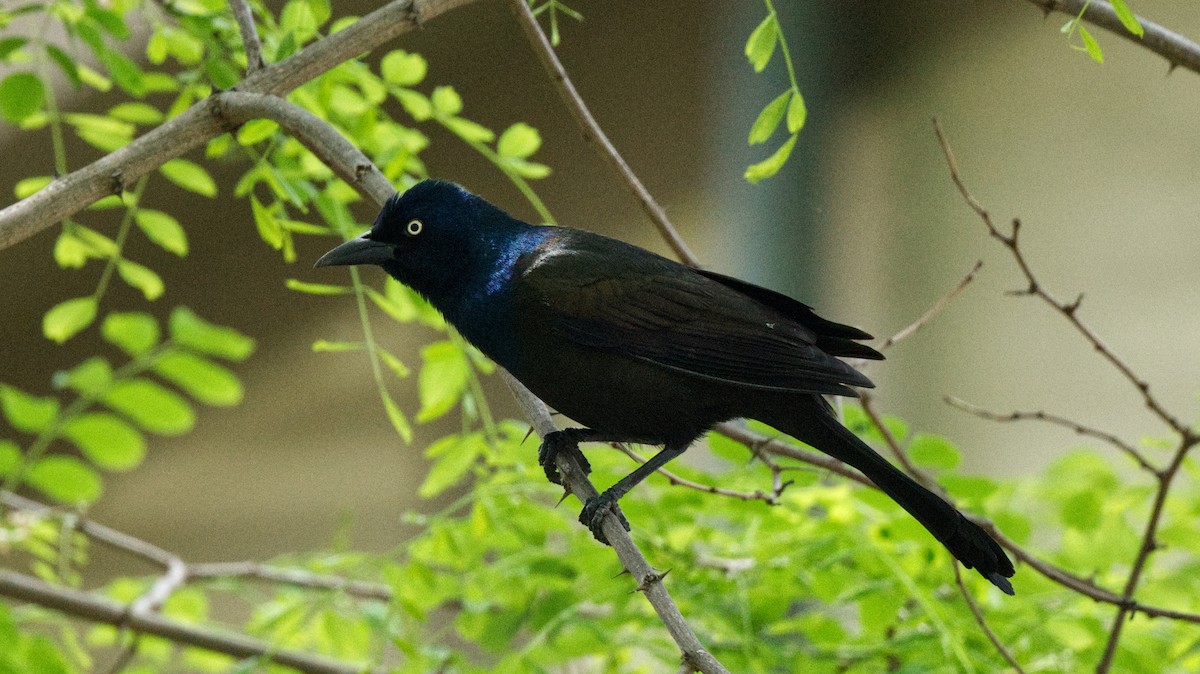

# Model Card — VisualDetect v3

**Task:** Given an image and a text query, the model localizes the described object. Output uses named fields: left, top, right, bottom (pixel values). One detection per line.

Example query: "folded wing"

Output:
left=518, top=231, right=881, bottom=397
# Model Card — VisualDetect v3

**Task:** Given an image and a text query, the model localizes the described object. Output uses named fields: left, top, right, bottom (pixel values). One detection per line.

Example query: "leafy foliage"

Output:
left=743, top=0, right=807, bottom=183
left=1, top=2, right=1197, bottom=673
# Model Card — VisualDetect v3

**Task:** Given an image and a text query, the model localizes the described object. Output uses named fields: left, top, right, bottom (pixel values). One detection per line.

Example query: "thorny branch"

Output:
left=508, top=0, right=701, bottom=268
left=944, top=396, right=1156, bottom=474
left=934, top=119, right=1200, bottom=672
left=1023, top=0, right=1200, bottom=75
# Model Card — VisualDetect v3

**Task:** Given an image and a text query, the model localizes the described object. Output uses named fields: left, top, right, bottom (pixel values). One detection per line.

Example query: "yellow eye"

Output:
left=406, top=219, right=423, bottom=236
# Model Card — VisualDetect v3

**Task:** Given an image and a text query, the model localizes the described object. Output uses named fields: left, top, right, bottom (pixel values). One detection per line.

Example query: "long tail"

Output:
left=766, top=398, right=1015, bottom=594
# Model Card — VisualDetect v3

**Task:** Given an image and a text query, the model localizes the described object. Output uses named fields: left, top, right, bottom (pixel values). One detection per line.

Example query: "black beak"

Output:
left=314, top=232, right=394, bottom=268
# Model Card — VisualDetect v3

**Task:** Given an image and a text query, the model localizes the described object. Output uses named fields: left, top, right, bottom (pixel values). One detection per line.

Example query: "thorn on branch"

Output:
left=1064, top=293, right=1084, bottom=316
left=636, top=569, right=669, bottom=593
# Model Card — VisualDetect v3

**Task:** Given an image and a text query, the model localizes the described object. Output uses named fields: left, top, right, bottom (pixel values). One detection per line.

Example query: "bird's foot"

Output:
left=537, top=430, right=592, bottom=485
left=579, top=491, right=630, bottom=545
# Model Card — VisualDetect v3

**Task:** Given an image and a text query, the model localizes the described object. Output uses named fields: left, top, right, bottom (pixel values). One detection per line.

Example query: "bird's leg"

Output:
left=537, top=428, right=598, bottom=485
left=581, top=441, right=689, bottom=545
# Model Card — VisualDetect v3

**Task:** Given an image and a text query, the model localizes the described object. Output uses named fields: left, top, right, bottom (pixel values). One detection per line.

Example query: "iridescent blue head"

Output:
left=315, top=180, right=548, bottom=365
left=317, top=180, right=535, bottom=300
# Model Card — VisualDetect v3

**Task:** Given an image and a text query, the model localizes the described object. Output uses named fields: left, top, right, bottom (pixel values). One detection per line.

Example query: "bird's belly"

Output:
left=509, top=340, right=736, bottom=445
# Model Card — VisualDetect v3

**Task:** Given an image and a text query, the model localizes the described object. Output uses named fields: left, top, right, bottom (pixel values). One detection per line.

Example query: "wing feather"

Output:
left=518, top=230, right=877, bottom=396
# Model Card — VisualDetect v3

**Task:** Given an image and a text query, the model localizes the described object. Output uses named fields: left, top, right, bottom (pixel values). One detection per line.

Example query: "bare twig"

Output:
left=877, top=260, right=983, bottom=353
left=508, top=0, right=701, bottom=267
left=0, top=570, right=379, bottom=674
left=933, top=119, right=1200, bottom=670
left=944, top=396, right=1156, bottom=474
left=189, top=562, right=393, bottom=601
left=1096, top=438, right=1197, bottom=672
left=713, top=422, right=873, bottom=488
left=214, top=92, right=395, bottom=204
left=228, top=0, right=265, bottom=73
left=0, top=0, right=477, bottom=252
left=1023, top=0, right=1200, bottom=75
left=953, top=564, right=1027, bottom=673
left=611, top=442, right=786, bottom=505
left=933, top=119, right=1191, bottom=438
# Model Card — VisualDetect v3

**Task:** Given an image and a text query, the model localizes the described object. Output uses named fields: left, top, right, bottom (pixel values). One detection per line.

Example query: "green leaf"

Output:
left=0, top=440, right=20, bottom=476
left=102, top=311, right=160, bottom=357
left=44, top=296, right=98, bottom=343
left=744, top=133, right=797, bottom=184
left=312, top=340, right=362, bottom=352
left=430, top=85, right=463, bottom=116
left=380, top=350, right=410, bottom=379
left=0, top=72, right=44, bottom=123
left=102, top=378, right=196, bottom=435
left=906, top=433, right=961, bottom=470
left=53, top=357, right=113, bottom=397
left=417, top=341, right=469, bottom=422
left=786, top=88, right=806, bottom=134
left=443, top=116, right=494, bottom=144
left=748, top=90, right=790, bottom=145
left=0, top=385, right=59, bottom=434
left=97, top=47, right=145, bottom=97
left=135, top=209, right=188, bottom=256
left=497, top=123, right=541, bottom=159
left=63, top=413, right=146, bottom=470
left=52, top=232, right=90, bottom=268
left=744, top=13, right=778, bottom=73
left=285, top=279, right=351, bottom=295
left=381, top=50, right=427, bottom=86
left=108, top=102, right=162, bottom=125
left=505, top=158, right=551, bottom=180
left=236, top=119, right=279, bottom=145
left=418, top=434, right=483, bottom=497
left=366, top=284, right=416, bottom=322
left=1079, top=25, right=1104, bottom=63
left=15, top=175, right=52, bottom=199
left=0, top=37, right=27, bottom=61
left=1061, top=490, right=1102, bottom=531
left=153, top=351, right=243, bottom=406
left=117, top=259, right=165, bottom=300
left=44, top=44, right=81, bottom=88
left=280, top=0, right=319, bottom=41
left=1110, top=0, right=1144, bottom=37
left=381, top=391, right=413, bottom=443
left=250, top=195, right=282, bottom=249
left=169, top=307, right=255, bottom=361
left=393, top=88, right=432, bottom=121
left=159, top=159, right=217, bottom=197
left=27, top=456, right=102, bottom=503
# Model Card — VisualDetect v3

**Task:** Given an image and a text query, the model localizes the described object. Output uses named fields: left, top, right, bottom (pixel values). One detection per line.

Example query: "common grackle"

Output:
left=316, top=180, right=1016, bottom=594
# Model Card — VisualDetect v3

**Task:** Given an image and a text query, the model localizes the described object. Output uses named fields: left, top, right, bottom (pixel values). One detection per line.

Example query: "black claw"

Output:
left=537, top=430, right=592, bottom=485
left=579, top=492, right=630, bottom=545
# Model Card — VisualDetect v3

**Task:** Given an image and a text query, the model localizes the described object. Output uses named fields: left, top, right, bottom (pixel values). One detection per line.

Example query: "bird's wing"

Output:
left=517, top=231, right=875, bottom=396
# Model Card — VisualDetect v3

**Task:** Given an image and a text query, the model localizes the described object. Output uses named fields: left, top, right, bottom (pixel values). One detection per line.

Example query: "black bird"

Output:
left=316, top=180, right=1016, bottom=594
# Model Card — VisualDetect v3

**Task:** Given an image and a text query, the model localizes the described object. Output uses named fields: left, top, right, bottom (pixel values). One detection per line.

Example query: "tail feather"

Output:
left=767, top=400, right=1015, bottom=594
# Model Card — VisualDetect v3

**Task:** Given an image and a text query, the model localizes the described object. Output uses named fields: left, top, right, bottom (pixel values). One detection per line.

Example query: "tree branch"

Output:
left=0, top=570, right=378, bottom=674
left=953, top=564, right=1027, bottom=674
left=508, top=0, right=701, bottom=267
left=933, top=119, right=1192, bottom=438
left=1023, top=0, right=1200, bottom=75
left=500, top=372, right=730, bottom=674
left=944, top=396, right=1156, bottom=474
left=0, top=0, right=477, bottom=253
left=228, top=0, right=265, bottom=73
left=933, top=118, right=1200, bottom=670
left=876, top=260, right=983, bottom=354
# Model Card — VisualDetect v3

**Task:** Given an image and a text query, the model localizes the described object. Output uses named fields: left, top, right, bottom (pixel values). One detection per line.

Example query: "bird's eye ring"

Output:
left=406, top=219, right=423, bottom=236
